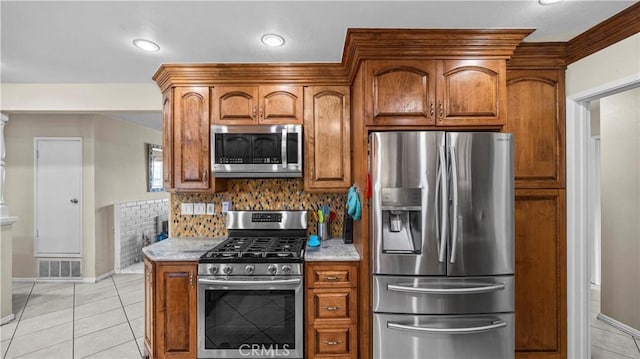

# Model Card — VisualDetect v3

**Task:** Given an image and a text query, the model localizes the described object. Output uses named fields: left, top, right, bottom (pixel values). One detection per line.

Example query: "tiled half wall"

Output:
left=116, top=198, right=169, bottom=270
left=171, top=178, right=347, bottom=238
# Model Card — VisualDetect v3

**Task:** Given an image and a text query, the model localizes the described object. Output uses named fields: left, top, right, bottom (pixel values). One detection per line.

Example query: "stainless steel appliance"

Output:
left=371, top=131, right=514, bottom=359
left=211, top=124, right=302, bottom=178
left=198, top=210, right=307, bottom=359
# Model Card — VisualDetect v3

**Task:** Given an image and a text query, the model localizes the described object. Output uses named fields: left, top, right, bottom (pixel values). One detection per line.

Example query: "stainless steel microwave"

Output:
left=211, top=124, right=302, bottom=178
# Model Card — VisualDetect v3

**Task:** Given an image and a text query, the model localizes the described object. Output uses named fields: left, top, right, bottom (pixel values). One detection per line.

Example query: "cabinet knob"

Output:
left=430, top=101, right=435, bottom=119
left=252, top=106, right=257, bottom=119
left=439, top=102, right=444, bottom=118
left=323, top=276, right=339, bottom=281
left=189, top=272, right=194, bottom=287
left=259, top=107, right=264, bottom=119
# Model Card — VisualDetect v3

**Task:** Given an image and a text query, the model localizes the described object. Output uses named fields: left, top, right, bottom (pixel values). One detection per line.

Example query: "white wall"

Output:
left=93, top=117, right=168, bottom=276
left=4, top=113, right=166, bottom=279
left=0, top=83, right=161, bottom=111
left=566, top=31, right=640, bottom=356
left=599, top=88, right=640, bottom=331
left=566, top=34, right=640, bottom=97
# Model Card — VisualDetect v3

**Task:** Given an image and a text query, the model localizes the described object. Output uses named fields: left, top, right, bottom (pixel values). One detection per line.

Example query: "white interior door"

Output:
left=35, top=138, right=82, bottom=256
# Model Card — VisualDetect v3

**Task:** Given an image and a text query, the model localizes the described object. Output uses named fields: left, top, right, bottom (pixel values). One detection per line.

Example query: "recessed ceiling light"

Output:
left=539, top=0, right=563, bottom=4
left=261, top=34, right=285, bottom=47
left=133, top=39, right=160, bottom=52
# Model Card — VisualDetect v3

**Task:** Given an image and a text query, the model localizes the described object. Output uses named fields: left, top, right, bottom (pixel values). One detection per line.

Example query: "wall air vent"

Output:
left=37, top=259, right=82, bottom=279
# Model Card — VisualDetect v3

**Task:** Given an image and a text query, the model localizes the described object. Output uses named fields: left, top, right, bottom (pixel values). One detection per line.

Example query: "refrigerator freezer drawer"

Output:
left=374, top=275, right=514, bottom=314
left=373, top=312, right=514, bottom=359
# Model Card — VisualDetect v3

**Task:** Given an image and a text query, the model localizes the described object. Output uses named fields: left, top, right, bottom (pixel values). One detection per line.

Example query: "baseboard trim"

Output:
left=12, top=278, right=36, bottom=283
left=12, top=272, right=115, bottom=284
left=1, top=314, right=15, bottom=325
left=94, top=271, right=115, bottom=282
left=597, top=313, right=640, bottom=339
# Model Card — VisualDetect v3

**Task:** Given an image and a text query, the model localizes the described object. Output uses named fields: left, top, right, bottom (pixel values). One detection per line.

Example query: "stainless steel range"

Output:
left=198, top=210, right=307, bottom=359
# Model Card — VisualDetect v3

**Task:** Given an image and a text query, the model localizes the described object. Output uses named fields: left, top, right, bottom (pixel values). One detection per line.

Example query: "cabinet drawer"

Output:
left=308, top=288, right=357, bottom=324
left=307, top=263, right=358, bottom=288
left=308, top=325, right=357, bottom=358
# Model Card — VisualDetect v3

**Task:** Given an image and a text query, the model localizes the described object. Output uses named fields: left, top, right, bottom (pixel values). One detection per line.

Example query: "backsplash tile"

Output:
left=171, top=178, right=346, bottom=238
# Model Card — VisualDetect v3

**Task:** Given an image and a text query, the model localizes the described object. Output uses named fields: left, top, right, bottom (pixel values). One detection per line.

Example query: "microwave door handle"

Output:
left=281, top=128, right=287, bottom=168
left=387, top=320, right=506, bottom=334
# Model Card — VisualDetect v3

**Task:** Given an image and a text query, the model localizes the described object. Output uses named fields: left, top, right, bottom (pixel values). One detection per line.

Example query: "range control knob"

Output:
left=281, top=265, right=292, bottom=274
left=209, top=265, right=219, bottom=274
left=245, top=265, right=255, bottom=274
left=223, top=266, right=233, bottom=274
left=267, top=264, right=278, bottom=275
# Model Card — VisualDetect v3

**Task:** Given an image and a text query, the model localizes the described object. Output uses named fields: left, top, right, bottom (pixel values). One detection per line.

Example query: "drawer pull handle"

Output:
left=322, top=340, right=343, bottom=345
left=322, top=305, right=342, bottom=311
left=323, top=276, right=339, bottom=281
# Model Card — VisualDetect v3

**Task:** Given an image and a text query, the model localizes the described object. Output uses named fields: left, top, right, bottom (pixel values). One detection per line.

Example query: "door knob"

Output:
left=70, top=198, right=79, bottom=204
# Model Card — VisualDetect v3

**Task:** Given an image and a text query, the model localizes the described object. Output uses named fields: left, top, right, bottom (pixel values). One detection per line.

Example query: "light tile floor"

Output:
left=592, top=287, right=640, bottom=359
left=2, top=276, right=639, bottom=358
left=1, top=274, right=144, bottom=359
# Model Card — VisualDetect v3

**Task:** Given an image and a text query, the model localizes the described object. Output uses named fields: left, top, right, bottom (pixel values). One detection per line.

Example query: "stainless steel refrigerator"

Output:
left=371, top=131, right=514, bottom=359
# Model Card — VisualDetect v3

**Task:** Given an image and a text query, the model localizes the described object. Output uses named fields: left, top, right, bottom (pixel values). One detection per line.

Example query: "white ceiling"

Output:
left=1, top=0, right=636, bottom=129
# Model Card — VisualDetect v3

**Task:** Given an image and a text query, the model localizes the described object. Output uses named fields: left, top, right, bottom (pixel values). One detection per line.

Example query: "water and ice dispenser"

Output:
left=380, top=188, right=423, bottom=254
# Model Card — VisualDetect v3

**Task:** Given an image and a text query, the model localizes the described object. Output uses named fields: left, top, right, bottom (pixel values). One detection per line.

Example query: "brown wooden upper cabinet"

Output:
left=212, top=85, right=303, bottom=125
left=164, top=86, right=226, bottom=193
left=506, top=69, right=565, bottom=189
left=303, top=86, right=351, bottom=192
left=365, top=59, right=506, bottom=127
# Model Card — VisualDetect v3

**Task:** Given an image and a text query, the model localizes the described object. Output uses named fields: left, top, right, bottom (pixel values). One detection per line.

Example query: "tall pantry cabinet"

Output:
left=506, top=44, right=567, bottom=359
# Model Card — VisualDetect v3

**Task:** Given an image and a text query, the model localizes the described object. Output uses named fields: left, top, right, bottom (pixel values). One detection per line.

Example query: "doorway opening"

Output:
left=567, top=77, right=640, bottom=359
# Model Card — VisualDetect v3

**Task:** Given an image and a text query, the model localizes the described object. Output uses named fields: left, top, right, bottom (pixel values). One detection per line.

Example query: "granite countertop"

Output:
left=143, top=237, right=359, bottom=262
left=304, top=238, right=360, bottom=261
left=142, top=237, right=224, bottom=261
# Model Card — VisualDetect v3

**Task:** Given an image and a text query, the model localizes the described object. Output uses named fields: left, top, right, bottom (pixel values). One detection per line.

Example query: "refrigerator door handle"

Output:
left=449, top=146, right=459, bottom=263
left=437, top=145, right=448, bottom=263
left=387, top=283, right=505, bottom=294
left=387, top=320, right=506, bottom=335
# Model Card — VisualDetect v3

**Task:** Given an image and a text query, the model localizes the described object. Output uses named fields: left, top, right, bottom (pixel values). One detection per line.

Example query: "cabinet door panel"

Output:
left=507, top=70, right=565, bottom=188
left=260, top=85, right=303, bottom=124
left=213, top=86, right=258, bottom=125
left=157, top=263, right=197, bottom=359
left=162, top=89, right=174, bottom=190
left=174, top=87, right=211, bottom=190
left=437, top=59, right=505, bottom=126
left=366, top=60, right=436, bottom=126
left=144, top=258, right=155, bottom=359
left=304, top=86, right=351, bottom=192
left=514, top=189, right=566, bottom=357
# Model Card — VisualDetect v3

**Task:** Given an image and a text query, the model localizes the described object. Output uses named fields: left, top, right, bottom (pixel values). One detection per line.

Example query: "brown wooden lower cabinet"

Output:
left=306, top=261, right=359, bottom=359
left=144, top=258, right=197, bottom=359
left=514, top=189, right=566, bottom=359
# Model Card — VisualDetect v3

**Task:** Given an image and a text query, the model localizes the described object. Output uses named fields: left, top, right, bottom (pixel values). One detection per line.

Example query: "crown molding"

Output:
left=508, top=42, right=569, bottom=70
left=153, top=29, right=533, bottom=91
left=567, top=2, right=640, bottom=64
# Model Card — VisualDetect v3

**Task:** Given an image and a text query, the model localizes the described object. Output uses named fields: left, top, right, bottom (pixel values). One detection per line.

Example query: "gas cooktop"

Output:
left=200, top=236, right=306, bottom=263
left=199, top=210, right=308, bottom=264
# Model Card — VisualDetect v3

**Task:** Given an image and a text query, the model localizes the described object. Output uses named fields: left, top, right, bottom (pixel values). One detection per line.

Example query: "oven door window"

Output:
left=215, top=134, right=252, bottom=164
left=203, top=289, right=296, bottom=350
left=252, top=134, right=282, bottom=164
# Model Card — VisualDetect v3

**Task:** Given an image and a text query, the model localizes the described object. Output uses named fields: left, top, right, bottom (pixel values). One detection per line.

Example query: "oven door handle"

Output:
left=198, top=277, right=301, bottom=285
left=388, top=320, right=506, bottom=334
